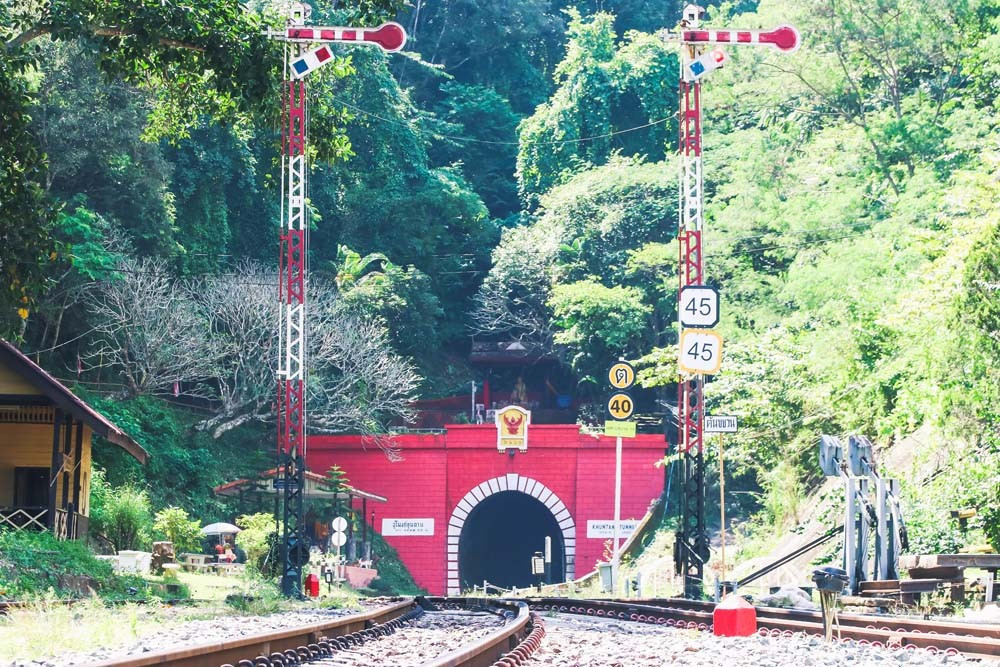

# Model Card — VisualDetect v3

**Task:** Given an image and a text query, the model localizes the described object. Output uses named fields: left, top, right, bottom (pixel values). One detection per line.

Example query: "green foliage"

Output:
left=964, top=222, right=1000, bottom=356
left=368, top=531, right=424, bottom=595
left=516, top=10, right=677, bottom=205
left=549, top=280, right=650, bottom=379
left=88, top=469, right=152, bottom=552
left=81, top=391, right=270, bottom=520
left=152, top=507, right=202, bottom=554
left=475, top=156, right=676, bottom=389
left=0, top=529, right=185, bottom=602
left=982, top=481, right=1000, bottom=553
left=37, top=41, right=176, bottom=257
left=224, top=578, right=285, bottom=615
left=429, top=82, right=522, bottom=218
left=0, top=530, right=110, bottom=599
left=235, top=513, right=280, bottom=576
left=900, top=443, right=999, bottom=554
left=760, top=460, right=805, bottom=529
left=0, top=38, right=59, bottom=333
left=336, top=252, right=444, bottom=359
left=395, top=0, right=561, bottom=113
left=320, top=466, right=349, bottom=495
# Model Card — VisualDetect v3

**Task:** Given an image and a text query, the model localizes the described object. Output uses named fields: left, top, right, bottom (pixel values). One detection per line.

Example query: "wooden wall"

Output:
left=0, top=420, right=94, bottom=514
left=0, top=364, right=40, bottom=395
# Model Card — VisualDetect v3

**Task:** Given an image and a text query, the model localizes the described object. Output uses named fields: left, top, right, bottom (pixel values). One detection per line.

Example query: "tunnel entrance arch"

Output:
left=447, top=474, right=575, bottom=595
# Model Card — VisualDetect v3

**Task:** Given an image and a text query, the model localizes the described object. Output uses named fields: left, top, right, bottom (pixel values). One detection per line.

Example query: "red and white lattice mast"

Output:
left=268, top=3, right=405, bottom=596
left=663, top=4, right=799, bottom=598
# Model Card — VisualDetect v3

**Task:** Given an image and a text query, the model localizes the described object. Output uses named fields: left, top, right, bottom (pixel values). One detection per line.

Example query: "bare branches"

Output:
left=469, top=223, right=559, bottom=347
left=84, top=257, right=216, bottom=397
left=191, top=263, right=420, bottom=440
left=83, top=259, right=421, bottom=442
left=192, top=261, right=277, bottom=437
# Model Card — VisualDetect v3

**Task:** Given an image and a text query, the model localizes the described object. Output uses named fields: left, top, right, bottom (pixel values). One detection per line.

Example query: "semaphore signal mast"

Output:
left=267, top=2, right=406, bottom=597
left=661, top=4, right=799, bottom=598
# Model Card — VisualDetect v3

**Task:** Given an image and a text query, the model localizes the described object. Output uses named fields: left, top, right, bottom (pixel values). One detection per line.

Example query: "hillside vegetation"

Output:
left=0, top=0, right=997, bottom=563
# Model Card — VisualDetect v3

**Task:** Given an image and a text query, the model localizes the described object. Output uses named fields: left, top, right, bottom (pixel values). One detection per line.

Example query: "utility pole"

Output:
left=662, top=4, right=799, bottom=599
left=268, top=2, right=406, bottom=597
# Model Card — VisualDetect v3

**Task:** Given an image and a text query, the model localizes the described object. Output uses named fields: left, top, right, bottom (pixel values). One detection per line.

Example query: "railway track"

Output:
left=83, top=597, right=543, bottom=667
left=66, top=595, right=999, bottom=666
left=522, top=596, right=1000, bottom=661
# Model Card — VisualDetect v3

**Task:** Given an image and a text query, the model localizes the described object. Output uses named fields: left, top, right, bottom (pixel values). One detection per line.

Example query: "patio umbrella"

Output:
left=201, top=522, right=242, bottom=535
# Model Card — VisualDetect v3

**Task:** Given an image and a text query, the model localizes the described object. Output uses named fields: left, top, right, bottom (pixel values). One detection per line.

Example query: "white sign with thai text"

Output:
left=587, top=519, right=641, bottom=539
left=382, top=518, right=434, bottom=536
left=704, top=415, right=739, bottom=433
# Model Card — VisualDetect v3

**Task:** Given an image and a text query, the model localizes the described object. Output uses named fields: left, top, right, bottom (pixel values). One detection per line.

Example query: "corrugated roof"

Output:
left=213, top=466, right=387, bottom=502
left=0, top=339, right=148, bottom=464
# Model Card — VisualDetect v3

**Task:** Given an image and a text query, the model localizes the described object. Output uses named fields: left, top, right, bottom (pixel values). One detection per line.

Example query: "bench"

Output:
left=212, top=562, right=246, bottom=576
left=180, top=553, right=214, bottom=573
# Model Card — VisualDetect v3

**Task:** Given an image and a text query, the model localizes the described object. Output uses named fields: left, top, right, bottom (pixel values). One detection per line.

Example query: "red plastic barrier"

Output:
left=712, top=594, right=757, bottom=637
left=304, top=573, right=320, bottom=597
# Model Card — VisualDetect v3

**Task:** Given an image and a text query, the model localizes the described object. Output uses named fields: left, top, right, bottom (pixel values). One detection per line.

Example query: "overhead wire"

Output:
left=56, top=221, right=968, bottom=287
left=327, top=94, right=675, bottom=147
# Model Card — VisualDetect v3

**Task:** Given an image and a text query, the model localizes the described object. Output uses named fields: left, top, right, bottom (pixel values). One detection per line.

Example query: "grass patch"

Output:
left=0, top=595, right=194, bottom=661
left=171, top=570, right=244, bottom=601
left=367, top=531, right=425, bottom=595
left=0, top=530, right=186, bottom=602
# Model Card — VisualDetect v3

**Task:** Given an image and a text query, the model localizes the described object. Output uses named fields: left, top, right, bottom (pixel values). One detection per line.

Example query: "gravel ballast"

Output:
left=308, top=610, right=506, bottom=666
left=524, top=613, right=979, bottom=666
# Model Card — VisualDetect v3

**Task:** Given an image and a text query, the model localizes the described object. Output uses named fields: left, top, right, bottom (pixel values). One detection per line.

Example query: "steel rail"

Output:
left=637, top=597, right=1000, bottom=639
left=425, top=598, right=536, bottom=667
left=519, top=597, right=1000, bottom=660
left=81, top=598, right=415, bottom=667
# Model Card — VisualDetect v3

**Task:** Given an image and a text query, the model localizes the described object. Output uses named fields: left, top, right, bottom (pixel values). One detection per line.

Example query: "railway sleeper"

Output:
left=222, top=607, right=426, bottom=667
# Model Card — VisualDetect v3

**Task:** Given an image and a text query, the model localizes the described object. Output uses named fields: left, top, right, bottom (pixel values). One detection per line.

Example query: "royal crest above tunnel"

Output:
left=309, top=423, right=667, bottom=595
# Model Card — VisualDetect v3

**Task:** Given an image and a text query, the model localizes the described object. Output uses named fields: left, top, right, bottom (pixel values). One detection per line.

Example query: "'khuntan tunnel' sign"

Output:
left=586, top=519, right=641, bottom=539
left=381, top=518, right=435, bottom=536
left=495, top=405, right=530, bottom=452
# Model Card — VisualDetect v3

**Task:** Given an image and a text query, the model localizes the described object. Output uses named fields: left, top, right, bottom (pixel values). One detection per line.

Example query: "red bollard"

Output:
left=305, top=573, right=320, bottom=597
left=713, top=594, right=757, bottom=637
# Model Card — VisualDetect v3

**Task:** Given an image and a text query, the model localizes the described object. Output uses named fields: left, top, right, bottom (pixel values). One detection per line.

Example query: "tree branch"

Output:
left=6, top=24, right=206, bottom=53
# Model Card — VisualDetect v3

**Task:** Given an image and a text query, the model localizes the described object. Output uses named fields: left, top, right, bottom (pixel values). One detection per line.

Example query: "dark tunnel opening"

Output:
left=459, top=490, right=564, bottom=591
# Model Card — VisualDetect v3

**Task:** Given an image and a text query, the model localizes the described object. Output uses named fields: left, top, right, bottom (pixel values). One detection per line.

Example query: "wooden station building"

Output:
left=0, top=339, right=147, bottom=539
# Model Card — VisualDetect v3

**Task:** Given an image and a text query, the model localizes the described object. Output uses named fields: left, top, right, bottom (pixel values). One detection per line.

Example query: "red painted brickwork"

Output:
left=309, top=424, right=665, bottom=595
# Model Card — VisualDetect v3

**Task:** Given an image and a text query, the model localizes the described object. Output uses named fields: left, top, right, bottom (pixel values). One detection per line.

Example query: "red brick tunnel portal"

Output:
left=308, top=424, right=666, bottom=595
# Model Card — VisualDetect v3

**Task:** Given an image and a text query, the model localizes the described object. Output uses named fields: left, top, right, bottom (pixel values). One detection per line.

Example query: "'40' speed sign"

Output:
left=678, top=329, right=723, bottom=375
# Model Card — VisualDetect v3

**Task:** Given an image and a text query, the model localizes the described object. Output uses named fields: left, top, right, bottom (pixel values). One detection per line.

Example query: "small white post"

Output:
left=612, top=434, right=623, bottom=596
left=876, top=477, right=888, bottom=580
left=719, top=433, right=726, bottom=583
left=844, top=477, right=857, bottom=593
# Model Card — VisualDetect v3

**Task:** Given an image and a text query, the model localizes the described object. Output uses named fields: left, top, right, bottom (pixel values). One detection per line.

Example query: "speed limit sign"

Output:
left=679, top=286, right=719, bottom=328
left=678, top=329, right=723, bottom=374
left=607, top=392, right=635, bottom=420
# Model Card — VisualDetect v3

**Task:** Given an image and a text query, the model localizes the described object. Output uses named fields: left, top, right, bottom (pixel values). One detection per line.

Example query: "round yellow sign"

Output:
left=607, top=392, right=635, bottom=420
left=608, top=362, right=636, bottom=390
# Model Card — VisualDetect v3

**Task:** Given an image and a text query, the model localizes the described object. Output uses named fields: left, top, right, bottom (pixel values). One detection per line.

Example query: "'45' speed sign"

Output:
left=679, top=286, right=719, bottom=328
left=678, top=329, right=723, bottom=375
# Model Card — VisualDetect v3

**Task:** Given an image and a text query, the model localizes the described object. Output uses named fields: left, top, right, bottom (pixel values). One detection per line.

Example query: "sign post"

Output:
left=330, top=516, right=348, bottom=584
left=718, top=432, right=726, bottom=581
left=606, top=360, right=636, bottom=595
left=544, top=536, right=552, bottom=585
left=613, top=430, right=623, bottom=595
left=704, top=415, right=738, bottom=583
